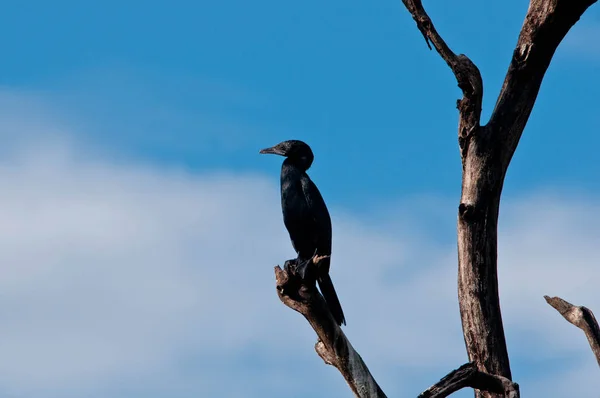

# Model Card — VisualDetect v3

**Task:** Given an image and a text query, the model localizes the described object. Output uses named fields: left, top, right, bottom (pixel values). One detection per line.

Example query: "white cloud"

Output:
left=0, top=93, right=598, bottom=397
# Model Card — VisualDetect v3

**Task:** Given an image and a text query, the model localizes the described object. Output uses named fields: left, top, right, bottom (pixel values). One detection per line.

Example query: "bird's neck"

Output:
left=282, top=158, right=308, bottom=173
left=280, top=160, right=307, bottom=187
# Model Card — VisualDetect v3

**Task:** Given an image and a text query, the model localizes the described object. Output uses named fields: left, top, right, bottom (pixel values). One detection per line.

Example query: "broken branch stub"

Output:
left=545, top=296, right=600, bottom=367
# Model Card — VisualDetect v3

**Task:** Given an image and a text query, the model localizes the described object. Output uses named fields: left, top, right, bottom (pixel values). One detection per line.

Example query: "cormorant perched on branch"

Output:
left=260, top=140, right=346, bottom=326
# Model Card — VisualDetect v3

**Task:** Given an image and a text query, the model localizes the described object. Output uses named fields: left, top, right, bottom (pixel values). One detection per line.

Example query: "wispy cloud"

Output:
left=0, top=91, right=598, bottom=398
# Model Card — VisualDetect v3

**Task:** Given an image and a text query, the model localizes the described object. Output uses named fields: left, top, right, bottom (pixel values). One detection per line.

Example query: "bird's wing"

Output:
left=301, top=176, right=332, bottom=255
left=281, top=178, right=317, bottom=257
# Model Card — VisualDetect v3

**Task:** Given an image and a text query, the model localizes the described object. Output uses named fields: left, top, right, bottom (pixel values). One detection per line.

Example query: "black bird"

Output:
left=260, top=140, right=346, bottom=326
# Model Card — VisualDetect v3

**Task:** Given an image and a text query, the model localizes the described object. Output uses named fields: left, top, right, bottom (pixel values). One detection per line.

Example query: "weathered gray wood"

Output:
left=545, top=296, right=600, bottom=367
left=419, top=362, right=519, bottom=398
left=400, top=1, right=597, bottom=397
left=274, top=256, right=387, bottom=398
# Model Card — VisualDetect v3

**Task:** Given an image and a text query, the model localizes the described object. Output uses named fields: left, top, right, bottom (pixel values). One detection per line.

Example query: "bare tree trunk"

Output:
left=401, top=0, right=597, bottom=397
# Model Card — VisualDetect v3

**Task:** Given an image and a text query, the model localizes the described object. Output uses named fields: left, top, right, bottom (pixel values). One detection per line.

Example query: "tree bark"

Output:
left=400, top=1, right=597, bottom=397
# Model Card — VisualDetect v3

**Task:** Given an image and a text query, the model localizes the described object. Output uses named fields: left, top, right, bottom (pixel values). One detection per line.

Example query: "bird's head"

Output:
left=259, top=140, right=314, bottom=170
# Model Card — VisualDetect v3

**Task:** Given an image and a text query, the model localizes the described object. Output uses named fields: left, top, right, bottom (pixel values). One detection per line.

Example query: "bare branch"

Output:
left=274, top=258, right=387, bottom=398
left=401, top=0, right=483, bottom=159
left=419, top=362, right=519, bottom=398
left=488, top=0, right=598, bottom=168
left=544, top=296, right=600, bottom=367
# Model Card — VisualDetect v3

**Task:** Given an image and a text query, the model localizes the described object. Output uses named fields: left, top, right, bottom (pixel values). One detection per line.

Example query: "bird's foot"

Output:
left=283, top=259, right=297, bottom=274
left=283, top=258, right=309, bottom=279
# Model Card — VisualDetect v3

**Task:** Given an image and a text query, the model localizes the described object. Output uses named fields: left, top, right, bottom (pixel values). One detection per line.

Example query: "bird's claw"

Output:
left=283, top=259, right=297, bottom=274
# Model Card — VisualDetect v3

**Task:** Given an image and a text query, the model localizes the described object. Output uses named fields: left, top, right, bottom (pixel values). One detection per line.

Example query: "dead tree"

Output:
left=273, top=0, right=599, bottom=397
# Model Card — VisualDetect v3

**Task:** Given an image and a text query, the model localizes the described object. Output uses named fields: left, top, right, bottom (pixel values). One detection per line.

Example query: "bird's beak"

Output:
left=259, top=146, right=285, bottom=156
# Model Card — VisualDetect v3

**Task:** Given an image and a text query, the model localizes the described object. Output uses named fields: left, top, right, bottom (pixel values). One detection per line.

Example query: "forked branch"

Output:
left=400, top=1, right=597, bottom=398
left=545, top=296, right=600, bottom=367
left=419, top=362, right=519, bottom=398
left=274, top=257, right=387, bottom=398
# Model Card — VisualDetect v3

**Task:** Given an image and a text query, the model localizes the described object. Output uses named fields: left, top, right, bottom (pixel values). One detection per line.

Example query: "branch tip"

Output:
left=401, top=0, right=483, bottom=149
left=545, top=295, right=600, bottom=367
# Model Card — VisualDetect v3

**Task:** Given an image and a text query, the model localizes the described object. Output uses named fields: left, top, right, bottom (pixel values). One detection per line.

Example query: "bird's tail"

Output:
left=317, top=273, right=346, bottom=326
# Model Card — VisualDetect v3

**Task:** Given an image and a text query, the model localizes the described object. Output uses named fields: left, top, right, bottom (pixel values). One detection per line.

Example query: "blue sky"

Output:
left=0, top=1, right=599, bottom=397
